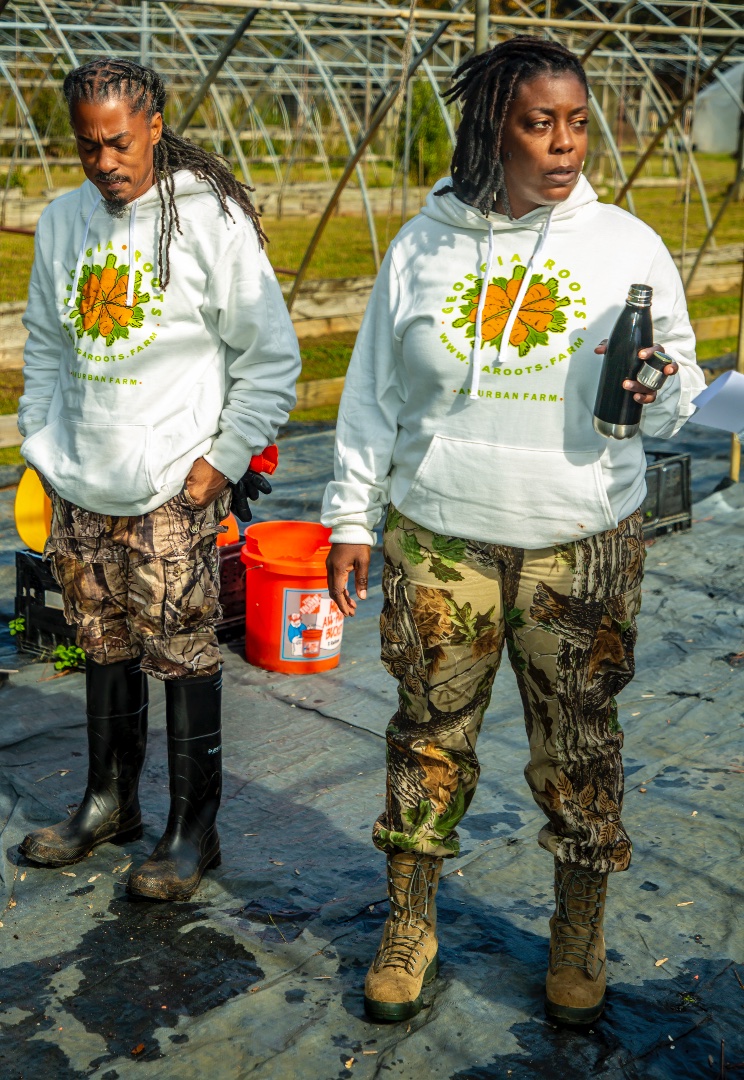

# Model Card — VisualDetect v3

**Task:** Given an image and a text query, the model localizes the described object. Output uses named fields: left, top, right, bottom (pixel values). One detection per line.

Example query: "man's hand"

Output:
left=326, top=543, right=371, bottom=618
left=594, top=340, right=678, bottom=405
left=185, top=457, right=227, bottom=508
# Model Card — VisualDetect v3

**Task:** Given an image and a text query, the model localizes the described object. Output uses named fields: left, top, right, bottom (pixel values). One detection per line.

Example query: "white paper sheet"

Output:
left=688, top=369, right=744, bottom=436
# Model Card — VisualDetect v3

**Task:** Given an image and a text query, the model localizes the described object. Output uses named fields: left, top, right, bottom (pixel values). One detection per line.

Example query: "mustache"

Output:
left=94, top=172, right=129, bottom=183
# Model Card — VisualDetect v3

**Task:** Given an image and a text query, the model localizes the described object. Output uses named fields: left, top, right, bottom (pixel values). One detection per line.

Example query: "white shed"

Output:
left=692, top=62, right=744, bottom=154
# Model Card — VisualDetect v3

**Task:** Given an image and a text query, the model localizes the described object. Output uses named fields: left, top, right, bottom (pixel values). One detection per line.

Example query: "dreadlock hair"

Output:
left=62, top=56, right=266, bottom=290
left=440, top=35, right=588, bottom=218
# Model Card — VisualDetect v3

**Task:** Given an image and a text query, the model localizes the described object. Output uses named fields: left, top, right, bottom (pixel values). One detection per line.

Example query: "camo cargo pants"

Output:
left=373, top=506, right=645, bottom=874
left=41, top=481, right=231, bottom=680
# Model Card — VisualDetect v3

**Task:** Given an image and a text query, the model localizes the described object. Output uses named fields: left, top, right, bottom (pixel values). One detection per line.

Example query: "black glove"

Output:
left=229, top=469, right=272, bottom=522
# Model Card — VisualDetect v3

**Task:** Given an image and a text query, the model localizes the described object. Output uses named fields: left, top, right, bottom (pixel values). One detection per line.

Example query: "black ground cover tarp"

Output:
left=0, top=426, right=742, bottom=1079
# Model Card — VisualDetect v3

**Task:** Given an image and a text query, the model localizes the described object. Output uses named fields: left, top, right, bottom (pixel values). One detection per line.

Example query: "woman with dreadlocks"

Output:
left=323, top=36, right=703, bottom=1025
left=18, top=57, right=300, bottom=900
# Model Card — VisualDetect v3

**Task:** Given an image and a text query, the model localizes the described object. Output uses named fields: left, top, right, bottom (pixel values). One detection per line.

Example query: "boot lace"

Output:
left=551, top=865, right=605, bottom=977
left=375, top=858, right=436, bottom=975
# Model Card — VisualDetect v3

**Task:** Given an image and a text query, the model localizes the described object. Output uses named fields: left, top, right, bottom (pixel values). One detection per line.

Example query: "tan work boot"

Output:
left=364, top=852, right=442, bottom=1022
left=545, top=862, right=608, bottom=1026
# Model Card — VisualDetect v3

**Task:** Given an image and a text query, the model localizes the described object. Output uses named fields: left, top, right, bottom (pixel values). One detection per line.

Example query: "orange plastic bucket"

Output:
left=240, top=521, right=344, bottom=674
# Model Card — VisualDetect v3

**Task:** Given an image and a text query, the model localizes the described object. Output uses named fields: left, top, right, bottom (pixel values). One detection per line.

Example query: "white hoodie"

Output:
left=321, top=176, right=704, bottom=549
left=18, top=172, right=301, bottom=516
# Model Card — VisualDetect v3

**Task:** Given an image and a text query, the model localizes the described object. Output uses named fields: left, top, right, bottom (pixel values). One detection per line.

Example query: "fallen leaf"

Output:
left=691, top=811, right=698, bottom=817
left=655, top=957, right=669, bottom=967
left=61, top=872, right=76, bottom=878
left=249, top=985, right=262, bottom=994
left=294, top=869, right=301, bottom=876
left=313, top=976, right=332, bottom=980
left=345, top=1059, right=355, bottom=1069
left=455, top=869, right=464, bottom=877
left=0, top=922, right=4, bottom=928
left=362, top=1050, right=378, bottom=1055
left=677, top=901, right=694, bottom=907
left=368, top=905, right=375, bottom=912
left=269, top=859, right=284, bottom=866
left=88, top=875, right=100, bottom=883
left=120, top=864, right=132, bottom=873
left=632, top=712, right=641, bottom=717
left=20, top=872, right=26, bottom=882
left=639, top=787, right=647, bottom=793
left=131, top=1043, right=145, bottom=1056
left=406, top=1023, right=411, bottom=1033
left=7, top=899, right=16, bottom=909
left=243, top=833, right=258, bottom=837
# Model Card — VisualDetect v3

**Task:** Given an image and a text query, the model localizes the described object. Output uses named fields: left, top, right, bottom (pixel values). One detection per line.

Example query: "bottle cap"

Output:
left=627, top=284, right=652, bottom=306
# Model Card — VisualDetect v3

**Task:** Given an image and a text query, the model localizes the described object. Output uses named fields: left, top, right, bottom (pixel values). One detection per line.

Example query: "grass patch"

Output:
left=0, top=233, right=35, bottom=304
left=0, top=446, right=23, bottom=466
left=696, top=336, right=737, bottom=362
left=688, top=294, right=741, bottom=320
left=289, top=405, right=339, bottom=424
left=298, top=333, right=355, bottom=381
left=0, top=371, right=23, bottom=415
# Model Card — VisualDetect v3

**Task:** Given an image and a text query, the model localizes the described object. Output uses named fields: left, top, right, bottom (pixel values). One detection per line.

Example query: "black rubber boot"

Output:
left=127, top=670, right=222, bottom=901
left=20, top=657, right=148, bottom=867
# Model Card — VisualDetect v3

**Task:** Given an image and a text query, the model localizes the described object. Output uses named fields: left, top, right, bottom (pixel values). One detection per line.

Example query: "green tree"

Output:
left=397, top=79, right=453, bottom=187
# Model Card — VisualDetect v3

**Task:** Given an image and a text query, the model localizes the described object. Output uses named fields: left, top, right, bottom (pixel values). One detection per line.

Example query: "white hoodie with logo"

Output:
left=18, top=171, right=301, bottom=516
left=321, top=176, right=704, bottom=549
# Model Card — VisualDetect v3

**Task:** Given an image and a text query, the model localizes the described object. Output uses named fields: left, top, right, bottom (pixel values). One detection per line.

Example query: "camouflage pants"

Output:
left=42, top=481, right=230, bottom=680
left=374, top=506, right=645, bottom=874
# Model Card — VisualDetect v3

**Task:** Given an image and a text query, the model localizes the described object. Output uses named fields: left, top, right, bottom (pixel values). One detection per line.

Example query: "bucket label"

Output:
left=282, top=588, right=344, bottom=662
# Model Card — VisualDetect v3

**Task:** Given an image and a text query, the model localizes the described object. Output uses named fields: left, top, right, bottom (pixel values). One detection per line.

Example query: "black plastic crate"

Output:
left=641, top=452, right=692, bottom=539
left=14, top=542, right=247, bottom=656
left=14, top=550, right=73, bottom=657
left=216, top=541, right=246, bottom=642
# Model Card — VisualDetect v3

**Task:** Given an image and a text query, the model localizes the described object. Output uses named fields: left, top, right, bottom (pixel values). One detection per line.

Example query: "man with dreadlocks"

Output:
left=18, top=57, right=300, bottom=901
left=323, top=36, right=704, bottom=1025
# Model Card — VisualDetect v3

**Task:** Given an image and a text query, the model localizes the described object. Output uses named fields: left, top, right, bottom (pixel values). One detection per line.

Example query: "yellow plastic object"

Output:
left=14, top=468, right=52, bottom=553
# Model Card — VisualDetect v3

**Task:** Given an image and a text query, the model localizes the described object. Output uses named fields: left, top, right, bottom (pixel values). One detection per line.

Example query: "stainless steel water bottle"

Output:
left=593, top=284, right=653, bottom=439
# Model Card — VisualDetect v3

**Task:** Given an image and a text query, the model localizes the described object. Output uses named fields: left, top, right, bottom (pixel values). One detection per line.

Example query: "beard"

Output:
left=102, top=193, right=128, bottom=218
left=94, top=173, right=130, bottom=217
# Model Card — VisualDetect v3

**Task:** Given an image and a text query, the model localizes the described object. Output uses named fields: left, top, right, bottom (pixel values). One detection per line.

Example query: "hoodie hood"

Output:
left=420, top=173, right=599, bottom=233
left=75, top=169, right=214, bottom=220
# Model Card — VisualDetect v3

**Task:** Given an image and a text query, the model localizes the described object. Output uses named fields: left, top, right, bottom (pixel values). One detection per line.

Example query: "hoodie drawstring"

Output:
left=469, top=222, right=494, bottom=400
left=66, top=195, right=102, bottom=309
left=496, top=207, right=556, bottom=368
left=126, top=201, right=137, bottom=308
left=468, top=206, right=556, bottom=400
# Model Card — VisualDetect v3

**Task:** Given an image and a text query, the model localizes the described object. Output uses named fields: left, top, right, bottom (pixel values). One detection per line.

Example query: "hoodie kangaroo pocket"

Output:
left=22, top=417, right=156, bottom=511
left=398, top=435, right=616, bottom=548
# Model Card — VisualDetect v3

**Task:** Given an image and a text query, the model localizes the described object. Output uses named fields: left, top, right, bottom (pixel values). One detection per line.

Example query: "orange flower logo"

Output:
left=453, top=264, right=570, bottom=358
left=70, top=253, right=150, bottom=346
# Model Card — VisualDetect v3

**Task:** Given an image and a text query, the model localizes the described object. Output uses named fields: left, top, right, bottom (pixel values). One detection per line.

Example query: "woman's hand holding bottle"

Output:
left=594, top=340, right=679, bottom=405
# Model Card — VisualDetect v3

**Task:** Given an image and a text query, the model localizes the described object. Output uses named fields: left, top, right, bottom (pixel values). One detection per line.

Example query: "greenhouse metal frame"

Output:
left=1, top=0, right=743, bottom=284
